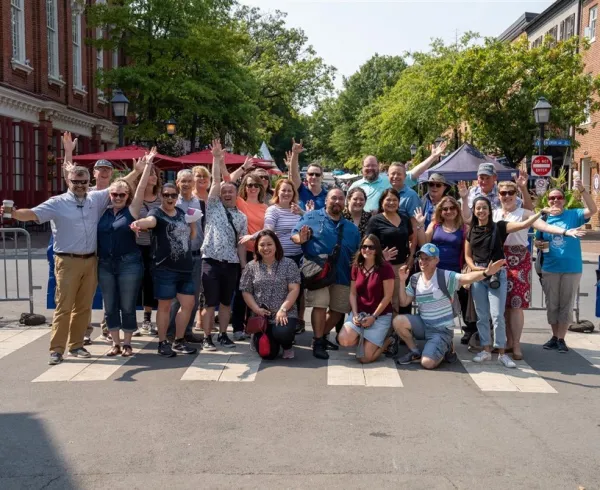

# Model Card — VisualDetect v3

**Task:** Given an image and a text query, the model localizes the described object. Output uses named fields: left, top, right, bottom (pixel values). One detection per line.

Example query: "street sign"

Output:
left=531, top=155, right=553, bottom=177
left=535, top=177, right=549, bottom=196
left=533, top=139, right=571, bottom=147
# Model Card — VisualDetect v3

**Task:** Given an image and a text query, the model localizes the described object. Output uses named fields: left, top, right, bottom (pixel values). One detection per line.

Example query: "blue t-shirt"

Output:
left=298, top=184, right=327, bottom=211
left=292, top=209, right=360, bottom=286
left=398, top=185, right=421, bottom=218
left=97, top=207, right=140, bottom=259
left=538, top=208, right=587, bottom=274
left=348, top=175, right=391, bottom=212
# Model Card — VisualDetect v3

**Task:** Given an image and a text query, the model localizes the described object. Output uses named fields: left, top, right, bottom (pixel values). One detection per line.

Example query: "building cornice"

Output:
left=525, top=0, right=579, bottom=34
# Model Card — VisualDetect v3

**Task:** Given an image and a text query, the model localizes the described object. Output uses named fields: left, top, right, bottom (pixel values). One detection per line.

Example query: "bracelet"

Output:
left=562, top=229, right=567, bottom=236
left=482, top=271, right=490, bottom=279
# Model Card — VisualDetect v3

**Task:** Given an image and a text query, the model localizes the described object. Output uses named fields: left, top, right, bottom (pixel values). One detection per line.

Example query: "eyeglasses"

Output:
left=258, top=175, right=270, bottom=181
left=246, top=183, right=261, bottom=189
left=307, top=172, right=322, bottom=177
left=548, top=195, right=564, bottom=201
left=110, top=192, right=127, bottom=199
left=70, top=179, right=88, bottom=186
left=429, top=182, right=444, bottom=188
left=361, top=244, right=376, bottom=251
left=499, top=190, right=516, bottom=197
left=162, top=193, right=178, bottom=199
left=441, top=206, right=456, bottom=212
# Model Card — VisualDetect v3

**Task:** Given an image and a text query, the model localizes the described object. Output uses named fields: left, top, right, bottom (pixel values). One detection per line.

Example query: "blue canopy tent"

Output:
left=418, top=143, right=515, bottom=183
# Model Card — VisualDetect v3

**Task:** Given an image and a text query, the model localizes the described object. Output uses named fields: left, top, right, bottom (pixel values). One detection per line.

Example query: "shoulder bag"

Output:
left=302, top=222, right=345, bottom=291
left=245, top=263, right=280, bottom=335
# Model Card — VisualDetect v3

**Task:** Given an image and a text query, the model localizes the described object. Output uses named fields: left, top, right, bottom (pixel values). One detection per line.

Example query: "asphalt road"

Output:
left=1, top=256, right=600, bottom=490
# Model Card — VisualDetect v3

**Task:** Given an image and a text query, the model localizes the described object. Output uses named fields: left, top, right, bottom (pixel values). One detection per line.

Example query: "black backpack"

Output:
left=410, top=268, right=461, bottom=318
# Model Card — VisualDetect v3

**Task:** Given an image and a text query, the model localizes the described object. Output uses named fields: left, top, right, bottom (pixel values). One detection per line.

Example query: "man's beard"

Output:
left=364, top=171, right=378, bottom=182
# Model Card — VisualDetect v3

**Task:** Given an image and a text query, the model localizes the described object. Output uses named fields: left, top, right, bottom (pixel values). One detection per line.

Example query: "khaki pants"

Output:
left=50, top=255, right=98, bottom=354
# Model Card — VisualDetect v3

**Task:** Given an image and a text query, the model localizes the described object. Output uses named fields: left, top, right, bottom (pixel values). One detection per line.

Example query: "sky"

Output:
left=239, top=0, right=556, bottom=90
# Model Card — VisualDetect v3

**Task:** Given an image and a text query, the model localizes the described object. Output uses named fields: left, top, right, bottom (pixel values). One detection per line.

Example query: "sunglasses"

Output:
left=307, top=172, right=322, bottom=177
left=548, top=195, right=564, bottom=201
left=258, top=175, right=270, bottom=181
left=361, top=244, right=376, bottom=251
left=428, top=182, right=444, bottom=188
left=162, top=193, right=178, bottom=199
left=110, top=192, right=127, bottom=199
left=499, top=190, right=516, bottom=197
left=246, top=183, right=261, bottom=189
left=441, top=206, right=456, bottom=212
left=70, top=179, right=88, bottom=186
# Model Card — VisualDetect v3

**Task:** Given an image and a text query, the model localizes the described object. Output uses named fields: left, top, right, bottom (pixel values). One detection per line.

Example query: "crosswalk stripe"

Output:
left=181, top=342, right=261, bottom=382
left=565, top=332, right=600, bottom=369
left=457, top=354, right=557, bottom=393
left=327, top=351, right=403, bottom=387
left=0, top=328, right=49, bottom=360
left=32, top=335, right=154, bottom=383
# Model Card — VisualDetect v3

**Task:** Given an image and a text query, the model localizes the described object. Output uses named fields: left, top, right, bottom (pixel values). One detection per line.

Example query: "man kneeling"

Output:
left=393, top=243, right=505, bottom=370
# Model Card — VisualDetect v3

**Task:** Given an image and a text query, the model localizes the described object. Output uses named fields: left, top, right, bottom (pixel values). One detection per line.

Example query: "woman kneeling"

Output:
left=337, top=235, right=394, bottom=363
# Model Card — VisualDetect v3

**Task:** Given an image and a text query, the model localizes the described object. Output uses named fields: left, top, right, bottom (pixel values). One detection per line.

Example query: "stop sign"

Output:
left=531, top=155, right=552, bottom=177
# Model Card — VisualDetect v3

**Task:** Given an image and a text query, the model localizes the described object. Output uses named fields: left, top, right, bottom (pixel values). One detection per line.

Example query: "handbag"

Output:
left=302, top=223, right=344, bottom=291
left=244, top=264, right=279, bottom=336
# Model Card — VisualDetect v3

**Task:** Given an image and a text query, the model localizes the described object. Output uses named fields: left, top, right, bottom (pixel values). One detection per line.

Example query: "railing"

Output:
left=0, top=228, right=38, bottom=314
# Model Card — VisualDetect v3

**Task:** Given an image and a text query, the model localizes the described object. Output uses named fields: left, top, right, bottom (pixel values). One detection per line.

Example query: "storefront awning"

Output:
left=71, top=146, right=184, bottom=170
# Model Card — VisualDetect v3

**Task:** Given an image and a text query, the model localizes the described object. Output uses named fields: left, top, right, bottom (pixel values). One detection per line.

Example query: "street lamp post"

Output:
left=165, top=118, right=177, bottom=136
left=410, top=144, right=417, bottom=157
left=533, top=96, right=552, bottom=154
left=111, top=89, right=129, bottom=148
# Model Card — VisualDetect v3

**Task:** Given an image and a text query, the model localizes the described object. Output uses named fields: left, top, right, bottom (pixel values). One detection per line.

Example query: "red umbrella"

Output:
left=177, top=150, right=272, bottom=168
left=268, top=168, right=283, bottom=175
left=71, top=145, right=183, bottom=170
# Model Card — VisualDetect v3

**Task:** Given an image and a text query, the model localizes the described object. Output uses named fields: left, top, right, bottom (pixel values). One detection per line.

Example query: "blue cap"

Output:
left=94, top=159, right=113, bottom=169
left=477, top=163, right=496, bottom=176
left=418, top=243, right=439, bottom=258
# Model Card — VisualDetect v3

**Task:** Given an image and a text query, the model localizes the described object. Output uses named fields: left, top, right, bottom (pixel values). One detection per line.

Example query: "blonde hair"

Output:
left=498, top=181, right=518, bottom=192
left=192, top=165, right=210, bottom=180
left=109, top=179, right=134, bottom=206
left=432, top=196, right=463, bottom=228
left=271, top=179, right=298, bottom=205
left=238, top=173, right=266, bottom=202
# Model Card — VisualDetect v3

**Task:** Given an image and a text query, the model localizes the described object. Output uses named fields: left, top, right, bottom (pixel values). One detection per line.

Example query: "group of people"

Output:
left=2, top=133, right=597, bottom=370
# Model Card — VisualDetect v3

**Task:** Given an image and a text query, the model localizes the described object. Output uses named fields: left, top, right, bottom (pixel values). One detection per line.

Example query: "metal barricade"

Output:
left=0, top=227, right=37, bottom=314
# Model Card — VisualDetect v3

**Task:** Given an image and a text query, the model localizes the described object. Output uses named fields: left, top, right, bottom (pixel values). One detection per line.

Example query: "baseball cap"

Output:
left=477, top=163, right=496, bottom=176
left=426, top=173, right=450, bottom=187
left=94, top=159, right=113, bottom=169
left=417, top=243, right=440, bottom=258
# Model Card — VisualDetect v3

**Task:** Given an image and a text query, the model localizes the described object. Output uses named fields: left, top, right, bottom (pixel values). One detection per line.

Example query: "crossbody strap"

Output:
left=224, top=208, right=238, bottom=244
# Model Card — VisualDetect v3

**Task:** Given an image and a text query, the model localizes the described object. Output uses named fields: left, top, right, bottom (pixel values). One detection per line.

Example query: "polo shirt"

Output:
left=292, top=209, right=360, bottom=286
left=349, top=172, right=419, bottom=212
left=396, top=185, right=421, bottom=217
left=298, top=184, right=327, bottom=211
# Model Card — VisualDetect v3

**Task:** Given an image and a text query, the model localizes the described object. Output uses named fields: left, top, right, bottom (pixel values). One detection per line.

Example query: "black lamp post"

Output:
left=410, top=144, right=417, bottom=157
left=165, top=118, right=177, bottom=136
left=111, top=89, right=129, bottom=148
left=533, top=96, right=552, bottom=154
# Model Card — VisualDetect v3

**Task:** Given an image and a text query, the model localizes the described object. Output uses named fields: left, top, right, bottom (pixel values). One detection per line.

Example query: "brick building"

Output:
left=0, top=0, right=117, bottom=209
left=574, top=0, right=600, bottom=228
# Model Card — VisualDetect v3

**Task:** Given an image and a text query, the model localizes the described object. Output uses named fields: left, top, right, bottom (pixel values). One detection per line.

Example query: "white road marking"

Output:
left=32, top=335, right=154, bottom=382
left=181, top=342, right=261, bottom=382
left=327, top=351, right=403, bottom=387
left=566, top=332, right=600, bottom=369
left=0, top=327, right=49, bottom=360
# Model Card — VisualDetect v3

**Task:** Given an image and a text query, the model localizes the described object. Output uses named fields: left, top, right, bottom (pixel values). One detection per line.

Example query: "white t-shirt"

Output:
left=493, top=207, right=528, bottom=247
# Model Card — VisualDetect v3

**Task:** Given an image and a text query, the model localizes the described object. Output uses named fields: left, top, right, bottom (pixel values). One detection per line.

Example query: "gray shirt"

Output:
left=32, top=189, right=110, bottom=254
left=176, top=195, right=204, bottom=252
left=136, top=196, right=162, bottom=246
left=201, top=197, right=247, bottom=263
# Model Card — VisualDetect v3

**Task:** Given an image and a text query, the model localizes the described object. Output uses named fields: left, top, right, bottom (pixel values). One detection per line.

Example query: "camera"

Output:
left=488, top=273, right=500, bottom=289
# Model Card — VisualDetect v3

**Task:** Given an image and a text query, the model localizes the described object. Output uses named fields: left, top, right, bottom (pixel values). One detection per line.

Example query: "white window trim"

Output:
left=11, top=0, right=26, bottom=64
left=582, top=99, right=592, bottom=126
left=72, top=6, right=84, bottom=90
left=591, top=6, right=598, bottom=43
left=47, top=0, right=60, bottom=79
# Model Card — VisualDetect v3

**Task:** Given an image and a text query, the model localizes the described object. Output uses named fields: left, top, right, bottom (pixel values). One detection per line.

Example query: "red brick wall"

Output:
left=574, top=1, right=600, bottom=228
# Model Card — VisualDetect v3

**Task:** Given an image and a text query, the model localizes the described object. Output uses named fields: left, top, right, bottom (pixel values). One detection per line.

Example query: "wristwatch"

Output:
left=280, top=307, right=288, bottom=313
left=482, top=271, right=490, bottom=279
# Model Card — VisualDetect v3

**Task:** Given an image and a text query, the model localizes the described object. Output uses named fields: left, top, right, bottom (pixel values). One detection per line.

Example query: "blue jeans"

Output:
left=97, top=252, right=143, bottom=333
left=167, top=255, right=203, bottom=337
left=470, top=268, right=507, bottom=349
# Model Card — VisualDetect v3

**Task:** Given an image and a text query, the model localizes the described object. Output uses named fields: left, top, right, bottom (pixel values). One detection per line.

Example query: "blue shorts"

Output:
left=152, top=267, right=195, bottom=300
left=345, top=312, right=392, bottom=347
left=406, top=315, right=453, bottom=362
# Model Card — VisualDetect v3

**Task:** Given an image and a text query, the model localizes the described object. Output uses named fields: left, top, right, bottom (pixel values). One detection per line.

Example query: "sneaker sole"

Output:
left=558, top=350, right=569, bottom=353
left=173, top=349, right=198, bottom=355
left=543, top=346, right=558, bottom=350
left=48, top=359, right=63, bottom=365
left=396, top=358, right=421, bottom=365
left=158, top=351, right=177, bottom=358
left=220, top=344, right=236, bottom=349
left=69, top=353, right=91, bottom=359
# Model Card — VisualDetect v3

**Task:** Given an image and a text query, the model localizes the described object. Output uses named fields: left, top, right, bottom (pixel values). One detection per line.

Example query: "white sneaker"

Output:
left=473, top=351, right=492, bottom=363
left=498, top=354, right=517, bottom=368
left=233, top=331, right=248, bottom=341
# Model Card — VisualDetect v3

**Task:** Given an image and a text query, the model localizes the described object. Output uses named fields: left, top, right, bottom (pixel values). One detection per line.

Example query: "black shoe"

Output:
left=323, top=336, right=339, bottom=351
left=444, top=345, right=458, bottom=364
left=384, top=334, right=399, bottom=358
left=295, top=321, right=306, bottom=334
left=48, top=352, right=63, bottom=365
left=557, top=338, right=569, bottom=353
left=217, top=333, right=236, bottom=348
left=312, top=337, right=329, bottom=360
left=184, top=332, right=203, bottom=343
left=158, top=340, right=176, bottom=357
left=543, top=336, right=559, bottom=350
left=172, top=338, right=198, bottom=355
left=202, top=336, right=217, bottom=351
left=460, top=331, right=473, bottom=345
left=395, top=349, right=421, bottom=365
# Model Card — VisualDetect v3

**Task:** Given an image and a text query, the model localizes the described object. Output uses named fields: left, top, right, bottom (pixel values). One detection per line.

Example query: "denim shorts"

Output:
left=152, top=267, right=195, bottom=300
left=406, top=314, right=453, bottom=362
left=345, top=312, right=392, bottom=347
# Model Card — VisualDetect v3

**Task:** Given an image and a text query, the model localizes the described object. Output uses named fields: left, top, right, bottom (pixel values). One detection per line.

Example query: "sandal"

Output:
left=122, top=345, right=133, bottom=357
left=106, top=345, right=122, bottom=357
